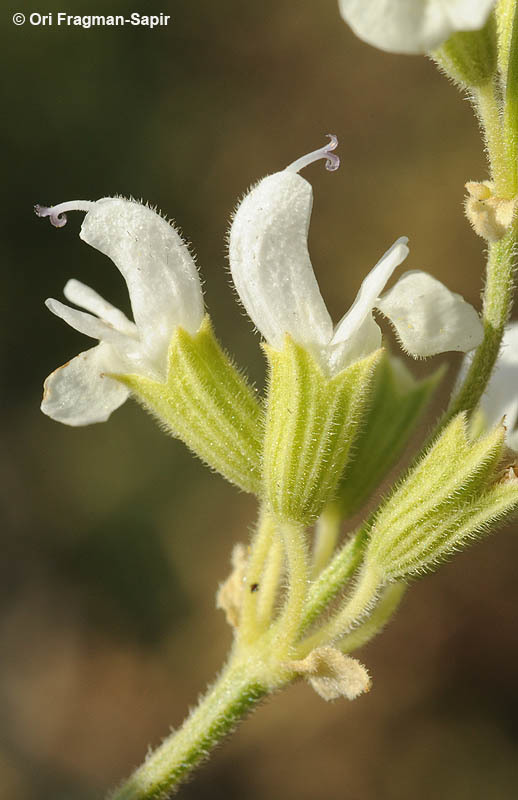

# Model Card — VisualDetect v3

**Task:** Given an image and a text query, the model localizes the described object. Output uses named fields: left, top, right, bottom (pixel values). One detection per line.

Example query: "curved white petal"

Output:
left=64, top=279, right=137, bottom=336
left=41, top=343, right=130, bottom=426
left=479, top=322, right=518, bottom=433
left=376, top=270, right=483, bottom=357
left=228, top=171, right=333, bottom=351
left=338, top=0, right=496, bottom=55
left=331, top=237, right=409, bottom=347
left=45, top=298, right=134, bottom=350
left=329, top=313, right=382, bottom=374
left=80, top=198, right=204, bottom=365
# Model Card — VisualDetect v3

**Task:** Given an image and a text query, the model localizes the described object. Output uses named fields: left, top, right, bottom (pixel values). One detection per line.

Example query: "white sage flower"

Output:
left=228, top=136, right=483, bottom=376
left=461, top=322, right=518, bottom=449
left=36, top=197, right=204, bottom=426
left=338, top=0, right=497, bottom=55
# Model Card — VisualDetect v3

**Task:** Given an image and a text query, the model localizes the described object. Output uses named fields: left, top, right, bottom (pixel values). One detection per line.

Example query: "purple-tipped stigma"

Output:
left=285, top=134, right=340, bottom=175
left=34, top=200, right=95, bottom=228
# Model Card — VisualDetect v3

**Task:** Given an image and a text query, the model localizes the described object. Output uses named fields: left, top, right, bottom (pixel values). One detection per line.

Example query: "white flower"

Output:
left=462, top=322, right=518, bottom=449
left=228, top=136, right=483, bottom=376
left=36, top=197, right=204, bottom=426
left=338, top=0, right=497, bottom=55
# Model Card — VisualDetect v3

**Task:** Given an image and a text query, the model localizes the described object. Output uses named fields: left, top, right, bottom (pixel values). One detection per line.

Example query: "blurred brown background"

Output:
left=2, top=1, right=518, bottom=798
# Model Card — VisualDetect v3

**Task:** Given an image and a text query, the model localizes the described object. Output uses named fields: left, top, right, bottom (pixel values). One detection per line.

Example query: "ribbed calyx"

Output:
left=365, top=414, right=518, bottom=580
left=117, top=316, right=263, bottom=494
left=263, top=336, right=382, bottom=524
left=337, top=352, right=444, bottom=518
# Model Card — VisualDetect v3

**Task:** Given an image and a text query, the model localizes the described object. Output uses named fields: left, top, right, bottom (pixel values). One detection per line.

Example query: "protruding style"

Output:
left=38, top=196, right=204, bottom=425
left=228, top=137, right=483, bottom=375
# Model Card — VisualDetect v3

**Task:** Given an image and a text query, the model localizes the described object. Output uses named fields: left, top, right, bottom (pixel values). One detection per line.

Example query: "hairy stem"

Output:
left=296, top=564, right=382, bottom=656
left=272, top=520, right=310, bottom=647
left=109, top=652, right=267, bottom=800
left=447, top=230, right=516, bottom=419
left=503, top=2, right=518, bottom=195
left=311, top=503, right=342, bottom=578
left=239, top=511, right=276, bottom=643
left=256, top=536, right=284, bottom=630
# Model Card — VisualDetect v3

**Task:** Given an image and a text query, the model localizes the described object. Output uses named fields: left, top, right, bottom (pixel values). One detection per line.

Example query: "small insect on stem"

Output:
left=250, top=583, right=259, bottom=593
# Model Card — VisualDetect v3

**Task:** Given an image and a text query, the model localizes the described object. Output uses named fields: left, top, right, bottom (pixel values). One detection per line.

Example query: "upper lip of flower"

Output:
left=36, top=195, right=204, bottom=424
left=228, top=137, right=484, bottom=375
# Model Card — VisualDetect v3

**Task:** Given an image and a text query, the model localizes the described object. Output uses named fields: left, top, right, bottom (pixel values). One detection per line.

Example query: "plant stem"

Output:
left=256, top=535, right=284, bottom=630
left=300, top=527, right=367, bottom=633
left=296, top=564, right=382, bottom=656
left=109, top=652, right=267, bottom=800
left=272, top=520, right=309, bottom=647
left=444, top=68, right=517, bottom=425
left=503, top=2, right=518, bottom=195
left=338, top=582, right=407, bottom=654
left=239, top=511, right=276, bottom=643
left=311, top=503, right=342, bottom=578
left=475, top=80, right=507, bottom=193
left=447, top=230, right=516, bottom=420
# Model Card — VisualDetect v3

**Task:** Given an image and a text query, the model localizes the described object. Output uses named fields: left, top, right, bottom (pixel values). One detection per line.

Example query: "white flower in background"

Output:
left=36, top=198, right=204, bottom=426
left=338, top=0, right=497, bottom=55
left=462, top=322, right=518, bottom=449
left=228, top=136, right=483, bottom=376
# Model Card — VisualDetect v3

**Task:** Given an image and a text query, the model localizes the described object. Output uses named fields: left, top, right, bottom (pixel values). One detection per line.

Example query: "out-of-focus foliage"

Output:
left=2, top=1, right=518, bottom=798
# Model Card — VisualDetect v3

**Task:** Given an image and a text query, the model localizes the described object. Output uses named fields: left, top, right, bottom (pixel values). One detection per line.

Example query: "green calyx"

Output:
left=432, top=14, right=497, bottom=87
left=336, top=353, right=444, bottom=518
left=116, top=316, right=263, bottom=494
left=365, top=413, right=518, bottom=580
left=262, top=337, right=382, bottom=525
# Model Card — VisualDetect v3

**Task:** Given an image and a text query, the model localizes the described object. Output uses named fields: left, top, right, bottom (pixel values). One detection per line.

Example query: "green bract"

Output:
left=263, top=336, right=382, bottom=524
left=118, top=316, right=263, bottom=494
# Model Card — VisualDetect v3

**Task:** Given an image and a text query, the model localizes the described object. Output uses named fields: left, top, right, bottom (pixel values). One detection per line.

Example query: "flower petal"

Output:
left=445, top=0, right=497, bottom=32
left=331, top=237, right=409, bottom=347
left=80, top=198, right=204, bottom=366
left=41, top=343, right=130, bottom=426
left=376, top=270, right=483, bottom=357
left=460, top=322, right=518, bottom=435
left=45, top=298, right=134, bottom=351
left=329, top=313, right=382, bottom=374
left=64, top=279, right=137, bottom=336
left=484, top=322, right=518, bottom=433
left=228, top=171, right=333, bottom=351
left=338, top=0, right=496, bottom=55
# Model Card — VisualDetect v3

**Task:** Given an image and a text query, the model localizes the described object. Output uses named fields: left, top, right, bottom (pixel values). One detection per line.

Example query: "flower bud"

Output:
left=365, top=414, right=518, bottom=579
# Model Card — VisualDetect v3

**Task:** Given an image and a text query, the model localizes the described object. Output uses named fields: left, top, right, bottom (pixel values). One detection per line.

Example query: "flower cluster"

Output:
left=39, top=137, right=483, bottom=434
